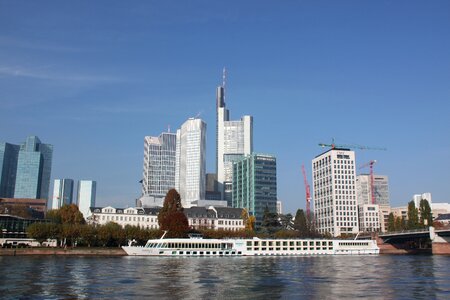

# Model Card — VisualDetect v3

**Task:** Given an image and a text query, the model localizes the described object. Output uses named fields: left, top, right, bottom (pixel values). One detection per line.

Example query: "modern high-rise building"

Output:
left=356, top=174, right=390, bottom=206
left=232, top=153, right=277, bottom=227
left=52, top=179, right=74, bottom=209
left=175, top=118, right=206, bottom=207
left=216, top=78, right=253, bottom=205
left=142, top=132, right=177, bottom=199
left=0, top=142, right=20, bottom=198
left=77, top=180, right=96, bottom=220
left=312, top=148, right=359, bottom=237
left=0, top=136, right=53, bottom=201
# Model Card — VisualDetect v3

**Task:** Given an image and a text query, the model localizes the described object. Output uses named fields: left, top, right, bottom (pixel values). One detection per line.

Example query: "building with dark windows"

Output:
left=232, top=153, right=277, bottom=227
left=52, top=179, right=74, bottom=209
left=0, top=136, right=53, bottom=201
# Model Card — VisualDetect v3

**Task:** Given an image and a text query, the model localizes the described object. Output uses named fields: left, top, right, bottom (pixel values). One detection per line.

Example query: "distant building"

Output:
left=358, top=204, right=381, bottom=233
left=391, top=206, right=408, bottom=220
left=89, top=206, right=160, bottom=229
left=205, top=173, right=222, bottom=201
left=412, top=193, right=432, bottom=208
left=137, top=195, right=164, bottom=208
left=175, top=118, right=206, bottom=207
left=89, top=206, right=244, bottom=231
left=52, top=179, right=74, bottom=209
left=0, top=136, right=53, bottom=201
left=312, top=148, right=358, bottom=237
left=216, top=82, right=253, bottom=205
left=142, top=132, right=177, bottom=202
left=431, top=203, right=450, bottom=220
left=232, top=153, right=277, bottom=227
left=356, top=175, right=390, bottom=206
left=0, top=142, right=20, bottom=198
left=378, top=205, right=391, bottom=233
left=277, top=200, right=282, bottom=215
left=0, top=214, right=49, bottom=238
left=190, top=199, right=228, bottom=208
left=0, top=198, right=47, bottom=219
left=77, top=180, right=96, bottom=219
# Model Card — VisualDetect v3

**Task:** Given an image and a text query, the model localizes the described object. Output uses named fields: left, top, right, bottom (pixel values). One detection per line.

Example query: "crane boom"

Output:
left=318, top=138, right=387, bottom=151
left=359, top=160, right=377, bottom=204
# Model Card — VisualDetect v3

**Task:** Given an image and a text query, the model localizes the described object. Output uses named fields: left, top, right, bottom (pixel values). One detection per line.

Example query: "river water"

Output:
left=1, top=255, right=449, bottom=299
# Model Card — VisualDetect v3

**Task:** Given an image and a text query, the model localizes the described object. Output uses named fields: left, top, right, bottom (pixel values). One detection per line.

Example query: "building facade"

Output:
left=142, top=132, right=176, bottom=200
left=0, top=142, right=20, bottom=198
left=216, top=82, right=253, bottom=205
left=175, top=118, right=206, bottom=207
left=0, top=136, right=53, bottom=201
left=358, top=204, right=381, bottom=232
left=232, top=153, right=277, bottom=227
left=413, top=192, right=432, bottom=209
left=89, top=206, right=245, bottom=231
left=312, top=148, right=359, bottom=237
left=356, top=174, right=390, bottom=206
left=52, top=179, right=74, bottom=209
left=77, top=180, right=96, bottom=220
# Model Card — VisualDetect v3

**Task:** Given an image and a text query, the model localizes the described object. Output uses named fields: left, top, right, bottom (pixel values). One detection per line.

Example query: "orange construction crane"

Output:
left=359, top=160, right=377, bottom=204
left=301, top=165, right=311, bottom=219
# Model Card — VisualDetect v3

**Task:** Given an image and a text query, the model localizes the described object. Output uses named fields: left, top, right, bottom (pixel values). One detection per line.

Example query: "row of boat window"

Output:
left=247, top=241, right=334, bottom=247
left=247, top=247, right=334, bottom=251
left=146, top=242, right=233, bottom=249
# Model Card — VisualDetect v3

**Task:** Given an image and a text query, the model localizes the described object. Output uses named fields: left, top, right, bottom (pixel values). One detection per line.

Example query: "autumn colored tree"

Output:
left=241, top=208, right=256, bottom=231
left=59, top=204, right=86, bottom=224
left=158, top=189, right=189, bottom=237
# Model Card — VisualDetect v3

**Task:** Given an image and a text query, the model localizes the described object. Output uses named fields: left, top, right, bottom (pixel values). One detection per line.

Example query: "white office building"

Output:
left=175, top=118, right=206, bottom=207
left=77, top=180, right=96, bottom=220
left=216, top=82, right=253, bottom=205
left=142, top=132, right=176, bottom=201
left=358, top=204, right=381, bottom=232
left=312, top=148, right=359, bottom=237
left=52, top=179, right=74, bottom=210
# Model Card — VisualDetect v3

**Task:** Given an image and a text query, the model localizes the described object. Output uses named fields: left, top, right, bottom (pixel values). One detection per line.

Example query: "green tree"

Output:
left=293, top=209, right=308, bottom=236
left=407, top=201, right=419, bottom=230
left=97, top=222, right=123, bottom=247
left=157, top=189, right=189, bottom=237
left=279, top=213, right=293, bottom=230
left=261, top=206, right=281, bottom=234
left=419, top=199, right=433, bottom=227
left=79, top=224, right=97, bottom=247
left=388, top=213, right=395, bottom=232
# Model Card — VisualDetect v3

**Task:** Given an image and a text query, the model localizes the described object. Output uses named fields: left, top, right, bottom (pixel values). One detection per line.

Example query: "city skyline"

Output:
left=1, top=1, right=449, bottom=213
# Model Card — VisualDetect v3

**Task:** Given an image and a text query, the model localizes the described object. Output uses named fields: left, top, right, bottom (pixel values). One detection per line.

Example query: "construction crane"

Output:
left=301, top=164, right=311, bottom=220
left=359, top=160, right=377, bottom=204
left=318, top=138, right=387, bottom=151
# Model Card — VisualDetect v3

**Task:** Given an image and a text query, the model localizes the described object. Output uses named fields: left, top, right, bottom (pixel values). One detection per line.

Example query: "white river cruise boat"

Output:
left=122, top=233, right=379, bottom=256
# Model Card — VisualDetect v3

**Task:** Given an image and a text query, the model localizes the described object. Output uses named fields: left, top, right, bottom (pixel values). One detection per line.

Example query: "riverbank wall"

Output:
left=0, top=247, right=127, bottom=256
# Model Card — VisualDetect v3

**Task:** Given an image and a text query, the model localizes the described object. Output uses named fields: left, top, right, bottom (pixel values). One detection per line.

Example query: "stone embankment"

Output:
left=0, top=247, right=127, bottom=256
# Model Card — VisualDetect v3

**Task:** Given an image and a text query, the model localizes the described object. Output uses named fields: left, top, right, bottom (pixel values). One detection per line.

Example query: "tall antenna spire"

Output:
left=222, top=67, right=226, bottom=88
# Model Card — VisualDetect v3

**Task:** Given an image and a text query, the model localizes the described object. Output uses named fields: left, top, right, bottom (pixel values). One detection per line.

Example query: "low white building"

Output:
left=89, top=206, right=159, bottom=229
left=358, top=204, right=381, bottom=233
left=89, top=206, right=245, bottom=231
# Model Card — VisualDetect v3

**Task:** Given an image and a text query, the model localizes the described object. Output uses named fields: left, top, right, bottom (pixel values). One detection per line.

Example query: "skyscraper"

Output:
left=312, top=148, right=359, bottom=237
left=0, top=136, right=53, bottom=200
left=356, top=174, right=390, bottom=206
left=0, top=142, right=20, bottom=198
left=216, top=75, right=253, bottom=205
left=232, top=153, right=277, bottom=227
left=142, top=132, right=177, bottom=199
left=175, top=118, right=206, bottom=207
left=52, top=179, right=74, bottom=209
left=77, top=180, right=96, bottom=220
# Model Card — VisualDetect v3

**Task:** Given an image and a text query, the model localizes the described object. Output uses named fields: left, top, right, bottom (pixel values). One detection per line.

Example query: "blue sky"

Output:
left=1, top=1, right=449, bottom=213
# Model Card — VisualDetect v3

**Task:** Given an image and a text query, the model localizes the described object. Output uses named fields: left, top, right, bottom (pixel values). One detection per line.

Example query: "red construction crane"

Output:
left=359, top=160, right=377, bottom=204
left=301, top=164, right=311, bottom=219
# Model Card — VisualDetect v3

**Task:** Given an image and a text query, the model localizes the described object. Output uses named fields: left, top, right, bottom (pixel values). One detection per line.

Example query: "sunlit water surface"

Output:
left=1, top=255, right=449, bottom=299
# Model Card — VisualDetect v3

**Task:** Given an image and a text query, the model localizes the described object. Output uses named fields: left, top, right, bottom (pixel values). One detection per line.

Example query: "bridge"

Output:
left=358, top=227, right=450, bottom=255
